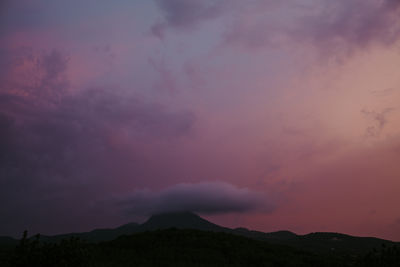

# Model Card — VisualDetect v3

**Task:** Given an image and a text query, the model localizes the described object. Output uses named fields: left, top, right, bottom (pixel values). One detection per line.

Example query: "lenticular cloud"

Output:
left=120, top=181, right=273, bottom=216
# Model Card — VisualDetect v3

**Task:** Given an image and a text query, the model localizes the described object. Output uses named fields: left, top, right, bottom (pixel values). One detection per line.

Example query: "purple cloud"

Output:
left=0, top=48, right=196, bottom=236
left=0, top=48, right=69, bottom=103
left=224, top=0, right=400, bottom=53
left=120, top=181, right=273, bottom=216
left=298, top=0, right=400, bottom=49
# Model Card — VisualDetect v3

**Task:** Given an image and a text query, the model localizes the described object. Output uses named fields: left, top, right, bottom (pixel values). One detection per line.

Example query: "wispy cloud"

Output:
left=361, top=108, right=394, bottom=137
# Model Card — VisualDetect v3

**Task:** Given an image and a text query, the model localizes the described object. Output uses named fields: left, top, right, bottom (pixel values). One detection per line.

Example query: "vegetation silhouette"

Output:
left=8, top=230, right=92, bottom=267
left=1, top=213, right=399, bottom=266
left=1, top=228, right=399, bottom=266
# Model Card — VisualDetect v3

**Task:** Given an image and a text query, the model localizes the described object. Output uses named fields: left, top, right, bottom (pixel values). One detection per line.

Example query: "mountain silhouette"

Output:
left=140, top=211, right=228, bottom=232
left=38, top=222, right=140, bottom=243
left=1, top=211, right=397, bottom=255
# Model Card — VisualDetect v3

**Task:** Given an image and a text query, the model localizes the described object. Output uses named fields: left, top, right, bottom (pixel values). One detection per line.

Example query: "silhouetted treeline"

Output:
left=0, top=229, right=398, bottom=266
left=356, top=243, right=400, bottom=267
left=5, top=231, right=92, bottom=267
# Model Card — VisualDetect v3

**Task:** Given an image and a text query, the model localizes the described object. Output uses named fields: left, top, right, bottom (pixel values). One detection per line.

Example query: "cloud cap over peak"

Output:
left=120, top=181, right=273, bottom=216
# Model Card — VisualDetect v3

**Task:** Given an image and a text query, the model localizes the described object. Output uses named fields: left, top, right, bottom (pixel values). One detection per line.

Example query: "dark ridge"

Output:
left=263, top=230, right=298, bottom=240
left=38, top=222, right=141, bottom=243
left=140, top=211, right=228, bottom=232
left=290, top=232, right=397, bottom=255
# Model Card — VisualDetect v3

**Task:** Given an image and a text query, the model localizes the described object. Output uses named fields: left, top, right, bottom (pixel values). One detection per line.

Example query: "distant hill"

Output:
left=284, top=232, right=398, bottom=255
left=39, top=222, right=140, bottom=243
left=1, top=211, right=397, bottom=256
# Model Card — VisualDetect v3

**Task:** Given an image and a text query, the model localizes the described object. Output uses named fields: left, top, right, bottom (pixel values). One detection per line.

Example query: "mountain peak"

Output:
left=147, top=211, right=200, bottom=220
left=141, top=211, right=226, bottom=232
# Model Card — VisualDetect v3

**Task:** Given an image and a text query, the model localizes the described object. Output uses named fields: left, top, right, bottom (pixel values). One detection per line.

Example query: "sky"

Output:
left=1, top=0, right=400, bottom=241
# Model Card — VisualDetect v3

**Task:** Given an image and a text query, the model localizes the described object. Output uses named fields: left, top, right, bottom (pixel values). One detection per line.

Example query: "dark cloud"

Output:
left=120, top=181, right=272, bottom=216
left=0, top=89, right=195, bottom=234
left=151, top=0, right=224, bottom=38
left=0, top=48, right=196, bottom=236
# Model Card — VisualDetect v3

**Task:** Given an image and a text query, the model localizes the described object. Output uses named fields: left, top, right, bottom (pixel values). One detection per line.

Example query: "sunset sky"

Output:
left=1, top=0, right=400, bottom=241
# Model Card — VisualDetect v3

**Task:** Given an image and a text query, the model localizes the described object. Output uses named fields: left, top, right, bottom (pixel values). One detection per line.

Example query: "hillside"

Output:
left=0, top=211, right=398, bottom=266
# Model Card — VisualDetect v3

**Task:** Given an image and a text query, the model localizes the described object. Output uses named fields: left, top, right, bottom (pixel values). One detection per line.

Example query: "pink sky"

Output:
left=1, top=0, right=400, bottom=241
